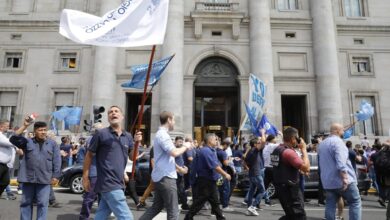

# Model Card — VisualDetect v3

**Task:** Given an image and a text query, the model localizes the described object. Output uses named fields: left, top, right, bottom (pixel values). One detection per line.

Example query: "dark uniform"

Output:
left=271, top=145, right=306, bottom=220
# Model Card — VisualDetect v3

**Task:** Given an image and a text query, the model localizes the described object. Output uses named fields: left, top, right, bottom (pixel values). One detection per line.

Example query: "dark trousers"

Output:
left=0, top=163, right=10, bottom=196
left=218, top=178, right=230, bottom=208
left=79, top=177, right=98, bottom=220
left=139, top=177, right=179, bottom=220
left=229, top=172, right=237, bottom=199
left=275, top=183, right=306, bottom=220
left=176, top=175, right=188, bottom=207
left=185, top=177, right=225, bottom=220
left=125, top=173, right=139, bottom=205
left=264, top=167, right=273, bottom=189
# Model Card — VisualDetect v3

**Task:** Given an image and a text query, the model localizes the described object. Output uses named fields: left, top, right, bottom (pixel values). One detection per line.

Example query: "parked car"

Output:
left=59, top=157, right=151, bottom=194
left=236, top=152, right=371, bottom=198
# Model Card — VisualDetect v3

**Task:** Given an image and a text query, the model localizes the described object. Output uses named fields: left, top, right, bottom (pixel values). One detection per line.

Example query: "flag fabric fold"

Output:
left=121, top=55, right=174, bottom=89
left=244, top=102, right=261, bottom=137
left=258, top=114, right=278, bottom=136
left=355, top=101, right=374, bottom=121
left=59, top=0, right=170, bottom=47
left=343, top=126, right=354, bottom=139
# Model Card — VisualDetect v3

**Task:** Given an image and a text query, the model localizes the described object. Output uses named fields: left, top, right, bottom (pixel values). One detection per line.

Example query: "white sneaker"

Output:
left=17, top=190, right=22, bottom=195
left=246, top=206, right=259, bottom=216
left=222, top=206, right=234, bottom=212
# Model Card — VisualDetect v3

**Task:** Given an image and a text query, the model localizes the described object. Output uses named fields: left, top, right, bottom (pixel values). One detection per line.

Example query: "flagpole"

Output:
left=131, top=45, right=156, bottom=179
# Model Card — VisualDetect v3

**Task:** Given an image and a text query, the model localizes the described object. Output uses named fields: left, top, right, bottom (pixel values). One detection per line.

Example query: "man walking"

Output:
left=139, top=111, right=192, bottom=220
left=271, top=127, right=310, bottom=220
left=184, top=133, right=231, bottom=220
left=0, top=119, right=17, bottom=198
left=318, top=123, right=362, bottom=220
left=10, top=118, right=61, bottom=220
left=83, top=106, right=142, bottom=220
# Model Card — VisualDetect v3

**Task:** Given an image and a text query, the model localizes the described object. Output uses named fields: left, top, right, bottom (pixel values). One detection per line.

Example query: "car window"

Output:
left=308, top=153, right=318, bottom=167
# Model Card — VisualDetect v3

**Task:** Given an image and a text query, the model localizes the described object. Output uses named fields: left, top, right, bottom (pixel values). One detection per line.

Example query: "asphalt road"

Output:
left=0, top=187, right=387, bottom=220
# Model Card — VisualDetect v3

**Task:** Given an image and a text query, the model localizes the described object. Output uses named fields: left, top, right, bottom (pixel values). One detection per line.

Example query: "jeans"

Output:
left=218, top=178, right=230, bottom=208
left=79, top=177, right=97, bottom=220
left=246, top=173, right=265, bottom=207
left=139, top=177, right=179, bottom=220
left=324, top=183, right=362, bottom=220
left=184, top=177, right=225, bottom=220
left=20, top=183, right=51, bottom=220
left=95, top=189, right=133, bottom=220
left=49, top=186, right=56, bottom=203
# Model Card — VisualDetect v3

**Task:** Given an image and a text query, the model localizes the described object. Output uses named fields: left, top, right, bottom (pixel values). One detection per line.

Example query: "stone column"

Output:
left=90, top=0, right=120, bottom=124
left=248, top=0, right=275, bottom=121
left=158, top=0, right=184, bottom=135
left=311, top=0, right=343, bottom=131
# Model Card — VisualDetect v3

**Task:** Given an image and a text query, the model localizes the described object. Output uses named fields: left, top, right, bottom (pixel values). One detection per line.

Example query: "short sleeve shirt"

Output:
left=197, top=146, right=221, bottom=181
left=88, top=127, right=133, bottom=193
left=151, top=127, right=177, bottom=182
left=281, top=148, right=304, bottom=170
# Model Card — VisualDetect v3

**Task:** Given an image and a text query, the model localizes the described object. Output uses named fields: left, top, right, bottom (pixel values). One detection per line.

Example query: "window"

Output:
left=60, top=53, right=77, bottom=70
left=278, top=0, right=298, bottom=10
left=0, top=92, right=18, bottom=128
left=344, top=0, right=364, bottom=17
left=285, top=32, right=296, bottom=38
left=354, top=39, right=364, bottom=45
left=4, top=52, right=23, bottom=69
left=355, top=96, right=377, bottom=136
left=352, top=57, right=370, bottom=73
left=208, top=0, right=228, bottom=3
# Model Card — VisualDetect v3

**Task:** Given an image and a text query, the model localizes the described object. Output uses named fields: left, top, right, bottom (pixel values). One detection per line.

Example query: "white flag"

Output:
left=59, top=0, right=169, bottom=47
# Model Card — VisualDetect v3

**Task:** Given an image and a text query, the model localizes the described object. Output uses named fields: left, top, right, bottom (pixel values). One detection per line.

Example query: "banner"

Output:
left=121, top=55, right=174, bottom=89
left=240, top=74, right=266, bottom=131
left=51, top=106, right=83, bottom=133
left=59, top=0, right=169, bottom=47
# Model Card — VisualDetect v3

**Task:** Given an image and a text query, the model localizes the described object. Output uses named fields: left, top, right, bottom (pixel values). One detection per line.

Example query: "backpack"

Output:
left=374, top=150, right=390, bottom=177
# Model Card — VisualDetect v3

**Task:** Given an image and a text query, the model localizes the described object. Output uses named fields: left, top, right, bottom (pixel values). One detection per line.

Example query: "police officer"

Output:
left=10, top=117, right=61, bottom=220
left=271, top=127, right=310, bottom=220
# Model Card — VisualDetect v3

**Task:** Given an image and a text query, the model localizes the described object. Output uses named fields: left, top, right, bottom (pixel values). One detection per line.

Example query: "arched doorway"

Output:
left=193, top=57, right=240, bottom=141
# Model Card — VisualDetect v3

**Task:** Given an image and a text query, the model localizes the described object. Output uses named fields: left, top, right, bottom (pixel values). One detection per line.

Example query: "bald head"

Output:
left=330, top=123, right=344, bottom=138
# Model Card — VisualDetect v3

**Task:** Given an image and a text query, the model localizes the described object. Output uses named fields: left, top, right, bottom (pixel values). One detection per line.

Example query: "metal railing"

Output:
left=195, top=2, right=239, bottom=12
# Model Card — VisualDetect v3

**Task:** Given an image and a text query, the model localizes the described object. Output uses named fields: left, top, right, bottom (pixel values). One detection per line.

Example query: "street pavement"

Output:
left=0, top=186, right=387, bottom=220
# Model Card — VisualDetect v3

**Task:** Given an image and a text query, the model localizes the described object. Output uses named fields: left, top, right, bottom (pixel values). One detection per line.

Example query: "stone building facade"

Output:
left=0, top=0, right=389, bottom=143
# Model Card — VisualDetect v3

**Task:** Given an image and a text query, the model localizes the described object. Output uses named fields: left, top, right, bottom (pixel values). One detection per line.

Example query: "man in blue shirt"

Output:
left=184, top=133, right=231, bottom=220
left=140, top=111, right=192, bottom=220
left=10, top=119, right=61, bottom=220
left=75, top=137, right=86, bottom=164
left=174, top=136, right=190, bottom=210
left=216, top=143, right=233, bottom=212
left=82, top=106, right=142, bottom=220
left=318, top=123, right=361, bottom=220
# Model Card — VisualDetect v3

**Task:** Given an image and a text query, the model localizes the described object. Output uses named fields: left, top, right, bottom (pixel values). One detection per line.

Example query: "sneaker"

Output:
left=246, top=206, right=259, bottom=216
left=6, top=194, right=16, bottom=200
left=335, top=216, right=344, bottom=220
left=265, top=200, right=275, bottom=206
left=241, top=201, right=248, bottom=206
left=136, top=202, right=146, bottom=210
left=48, top=201, right=61, bottom=208
left=17, top=190, right=22, bottom=195
left=222, top=206, right=234, bottom=212
left=378, top=198, right=386, bottom=207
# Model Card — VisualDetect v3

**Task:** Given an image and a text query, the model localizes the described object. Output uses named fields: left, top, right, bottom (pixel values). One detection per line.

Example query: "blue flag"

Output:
left=121, top=55, right=174, bottom=89
left=343, top=126, right=354, bottom=139
left=355, top=101, right=374, bottom=121
left=64, top=107, right=83, bottom=125
left=258, top=114, right=278, bottom=136
left=244, top=102, right=261, bottom=136
left=52, top=106, right=73, bottom=121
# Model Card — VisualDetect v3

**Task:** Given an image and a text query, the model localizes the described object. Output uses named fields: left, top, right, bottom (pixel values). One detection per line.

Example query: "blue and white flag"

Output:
left=51, top=106, right=83, bottom=132
left=59, top=0, right=169, bottom=47
left=240, top=74, right=266, bottom=131
left=258, top=114, right=278, bottom=136
left=343, top=126, right=354, bottom=139
left=244, top=102, right=261, bottom=137
left=355, top=101, right=374, bottom=121
left=121, top=55, right=174, bottom=89
left=65, top=107, right=83, bottom=125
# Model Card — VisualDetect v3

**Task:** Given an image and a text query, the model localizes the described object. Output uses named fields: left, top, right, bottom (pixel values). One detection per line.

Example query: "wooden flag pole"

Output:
left=131, top=45, right=156, bottom=179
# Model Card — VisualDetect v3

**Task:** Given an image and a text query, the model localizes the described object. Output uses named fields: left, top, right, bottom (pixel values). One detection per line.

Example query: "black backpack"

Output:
left=374, top=150, right=390, bottom=176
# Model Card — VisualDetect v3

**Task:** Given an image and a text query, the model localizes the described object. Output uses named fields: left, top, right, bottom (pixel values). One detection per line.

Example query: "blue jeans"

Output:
left=325, top=183, right=361, bottom=220
left=20, top=183, right=51, bottom=220
left=95, top=189, right=133, bottom=220
left=218, top=178, right=230, bottom=208
left=246, top=173, right=265, bottom=207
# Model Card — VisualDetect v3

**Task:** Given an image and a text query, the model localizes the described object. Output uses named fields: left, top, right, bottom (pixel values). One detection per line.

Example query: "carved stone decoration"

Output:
left=194, top=57, right=238, bottom=86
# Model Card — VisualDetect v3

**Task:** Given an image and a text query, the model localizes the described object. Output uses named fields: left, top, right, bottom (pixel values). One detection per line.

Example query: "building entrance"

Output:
left=281, top=95, right=309, bottom=141
left=193, top=57, right=240, bottom=142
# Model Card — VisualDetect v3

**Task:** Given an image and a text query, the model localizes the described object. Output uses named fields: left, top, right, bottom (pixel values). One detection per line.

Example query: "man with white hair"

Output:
left=318, top=123, right=362, bottom=220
